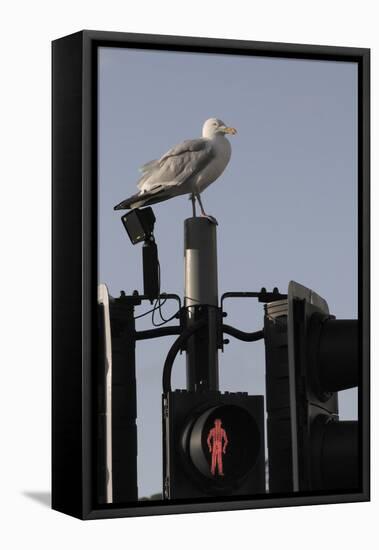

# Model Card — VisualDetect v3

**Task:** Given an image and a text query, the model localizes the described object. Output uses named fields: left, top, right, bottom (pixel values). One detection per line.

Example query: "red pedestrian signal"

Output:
left=162, top=391, right=265, bottom=499
left=207, top=419, right=228, bottom=476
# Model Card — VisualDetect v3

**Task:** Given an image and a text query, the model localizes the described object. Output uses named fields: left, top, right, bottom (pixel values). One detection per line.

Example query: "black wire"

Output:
left=222, top=324, right=264, bottom=342
left=152, top=258, right=181, bottom=327
left=134, top=247, right=181, bottom=325
left=153, top=308, right=180, bottom=327
left=151, top=259, right=162, bottom=327
left=162, top=319, right=207, bottom=393
left=157, top=260, right=167, bottom=321
left=157, top=261, right=170, bottom=322
left=134, top=297, right=167, bottom=320
left=152, top=298, right=160, bottom=326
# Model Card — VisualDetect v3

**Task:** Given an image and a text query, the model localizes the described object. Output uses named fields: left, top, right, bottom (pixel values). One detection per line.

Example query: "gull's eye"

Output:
left=213, top=122, right=218, bottom=127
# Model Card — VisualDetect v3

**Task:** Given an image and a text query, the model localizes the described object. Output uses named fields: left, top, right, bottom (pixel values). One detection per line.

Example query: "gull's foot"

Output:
left=200, top=213, right=218, bottom=225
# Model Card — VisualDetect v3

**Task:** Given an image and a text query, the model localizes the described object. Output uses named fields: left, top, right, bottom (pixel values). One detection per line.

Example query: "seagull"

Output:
left=114, top=118, right=236, bottom=224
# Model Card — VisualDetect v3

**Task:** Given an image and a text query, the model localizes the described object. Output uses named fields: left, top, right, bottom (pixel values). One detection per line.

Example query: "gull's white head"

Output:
left=202, top=118, right=237, bottom=139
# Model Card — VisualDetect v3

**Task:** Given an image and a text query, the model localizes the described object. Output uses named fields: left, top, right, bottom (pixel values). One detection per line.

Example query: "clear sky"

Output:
left=98, top=47, right=358, bottom=498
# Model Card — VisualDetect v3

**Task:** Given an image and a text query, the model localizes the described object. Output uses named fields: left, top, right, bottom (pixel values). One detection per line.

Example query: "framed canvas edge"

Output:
left=53, top=30, right=370, bottom=520
left=84, top=492, right=369, bottom=521
left=52, top=31, right=86, bottom=520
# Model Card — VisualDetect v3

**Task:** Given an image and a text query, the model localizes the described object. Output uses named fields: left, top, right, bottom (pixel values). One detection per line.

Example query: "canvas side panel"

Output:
left=52, top=31, right=84, bottom=519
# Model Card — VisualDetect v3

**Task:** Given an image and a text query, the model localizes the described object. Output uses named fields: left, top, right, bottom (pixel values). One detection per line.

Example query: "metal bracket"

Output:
left=221, top=287, right=287, bottom=311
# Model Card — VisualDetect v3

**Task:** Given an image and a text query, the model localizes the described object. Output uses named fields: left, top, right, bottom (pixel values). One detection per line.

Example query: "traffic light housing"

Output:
left=163, top=390, right=265, bottom=499
left=287, top=281, right=359, bottom=492
left=97, top=287, right=139, bottom=504
left=264, top=281, right=359, bottom=494
left=264, top=299, right=293, bottom=493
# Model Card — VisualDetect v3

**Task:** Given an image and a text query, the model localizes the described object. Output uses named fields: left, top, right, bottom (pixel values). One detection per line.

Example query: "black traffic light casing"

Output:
left=264, top=300, right=293, bottom=493
left=287, top=281, right=359, bottom=492
left=96, top=290, right=139, bottom=504
left=162, top=390, right=265, bottom=499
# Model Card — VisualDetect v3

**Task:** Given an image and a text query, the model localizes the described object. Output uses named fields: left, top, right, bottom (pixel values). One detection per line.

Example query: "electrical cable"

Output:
left=134, top=297, right=167, bottom=320
left=134, top=251, right=180, bottom=325
left=151, top=257, right=181, bottom=327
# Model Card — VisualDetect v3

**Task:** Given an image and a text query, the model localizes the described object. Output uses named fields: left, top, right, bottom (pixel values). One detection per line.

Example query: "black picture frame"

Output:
left=52, top=30, right=370, bottom=520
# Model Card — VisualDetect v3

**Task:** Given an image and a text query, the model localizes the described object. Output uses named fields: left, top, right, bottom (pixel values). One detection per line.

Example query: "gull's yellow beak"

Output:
left=224, top=126, right=237, bottom=135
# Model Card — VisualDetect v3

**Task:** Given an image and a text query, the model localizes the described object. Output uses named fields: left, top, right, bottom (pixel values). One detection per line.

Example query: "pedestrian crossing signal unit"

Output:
left=287, top=281, right=359, bottom=492
left=264, top=281, right=359, bottom=494
left=162, top=390, right=265, bottom=499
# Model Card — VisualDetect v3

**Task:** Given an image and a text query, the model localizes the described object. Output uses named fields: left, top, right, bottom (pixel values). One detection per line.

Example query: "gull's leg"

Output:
left=189, top=193, right=197, bottom=217
left=196, top=193, right=218, bottom=225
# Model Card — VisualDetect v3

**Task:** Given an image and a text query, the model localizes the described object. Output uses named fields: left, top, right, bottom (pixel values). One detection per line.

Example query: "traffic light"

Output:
left=97, top=285, right=139, bottom=504
left=162, top=390, right=265, bottom=499
left=264, top=281, right=359, bottom=494
left=264, top=299, right=293, bottom=493
left=288, top=281, right=359, bottom=492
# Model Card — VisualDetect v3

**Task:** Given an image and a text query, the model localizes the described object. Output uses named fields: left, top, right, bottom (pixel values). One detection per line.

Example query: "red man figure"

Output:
left=207, top=418, right=228, bottom=476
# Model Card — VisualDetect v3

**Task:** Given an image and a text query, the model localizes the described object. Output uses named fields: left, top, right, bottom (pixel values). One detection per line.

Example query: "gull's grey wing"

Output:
left=137, top=138, right=214, bottom=194
left=158, top=138, right=211, bottom=163
left=139, top=159, right=159, bottom=174
left=137, top=159, right=159, bottom=189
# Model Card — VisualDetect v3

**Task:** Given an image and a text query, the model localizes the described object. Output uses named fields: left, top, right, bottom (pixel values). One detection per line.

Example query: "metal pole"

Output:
left=184, top=218, right=219, bottom=391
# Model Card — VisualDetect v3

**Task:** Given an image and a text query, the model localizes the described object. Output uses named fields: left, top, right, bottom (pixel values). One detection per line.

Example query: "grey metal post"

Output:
left=184, top=218, right=219, bottom=391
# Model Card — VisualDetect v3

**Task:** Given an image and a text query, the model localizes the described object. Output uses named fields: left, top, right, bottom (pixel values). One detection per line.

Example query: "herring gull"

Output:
left=114, top=118, right=236, bottom=224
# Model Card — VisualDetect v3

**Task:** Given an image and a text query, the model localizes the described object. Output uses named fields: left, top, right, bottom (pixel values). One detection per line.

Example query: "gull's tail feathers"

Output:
left=114, top=187, right=173, bottom=210
left=114, top=191, right=142, bottom=210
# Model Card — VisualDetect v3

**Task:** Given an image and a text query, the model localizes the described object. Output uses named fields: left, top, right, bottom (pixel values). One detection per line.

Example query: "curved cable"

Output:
left=162, top=319, right=206, bottom=393
left=222, top=324, right=264, bottom=342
